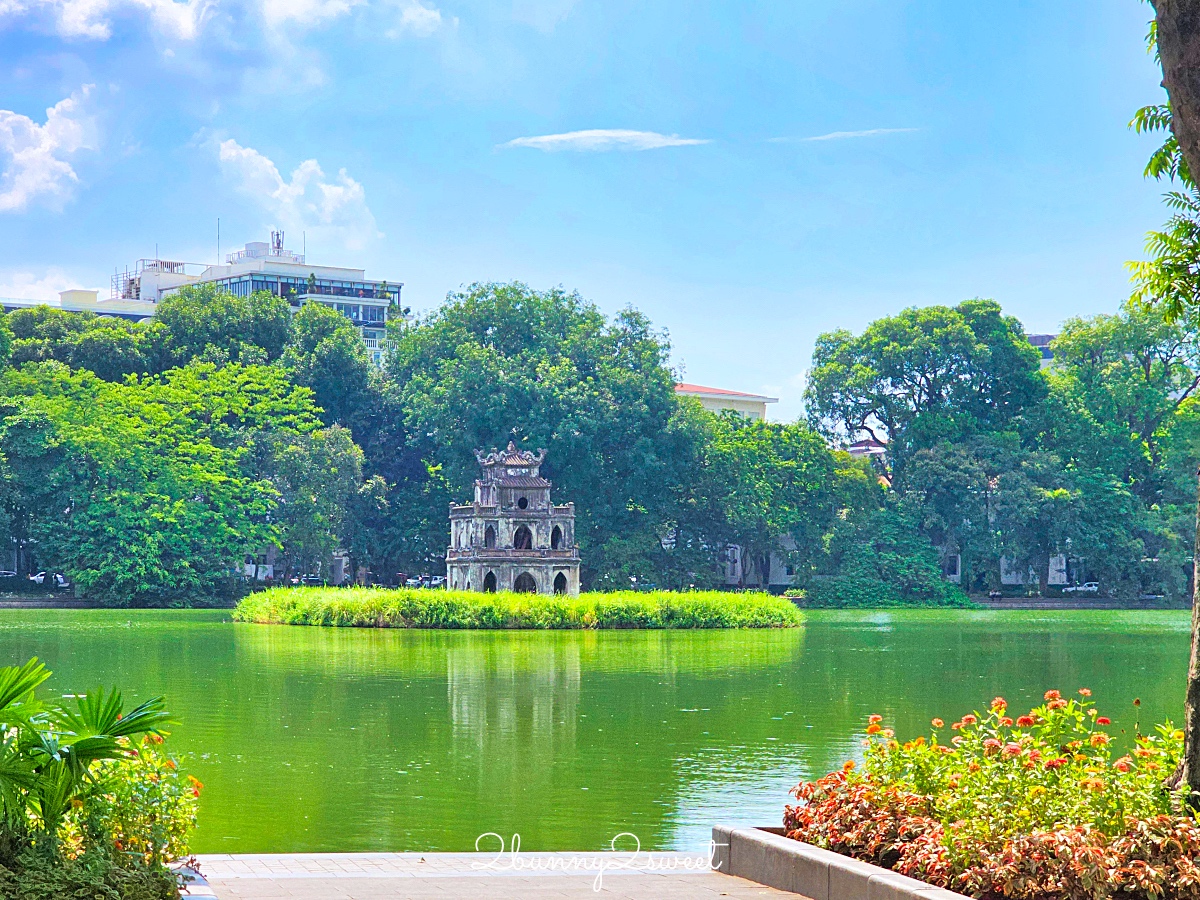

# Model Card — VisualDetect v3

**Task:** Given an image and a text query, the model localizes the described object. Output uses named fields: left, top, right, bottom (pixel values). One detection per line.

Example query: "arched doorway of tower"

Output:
left=514, top=572, right=537, bottom=593
left=484, top=525, right=496, bottom=549
left=551, top=526, right=563, bottom=550
left=513, top=525, right=533, bottom=550
left=553, top=572, right=567, bottom=594
left=483, top=571, right=497, bottom=592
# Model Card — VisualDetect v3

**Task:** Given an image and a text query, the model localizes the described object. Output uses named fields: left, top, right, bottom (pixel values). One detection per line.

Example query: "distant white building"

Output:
left=0, top=232, right=401, bottom=364
left=675, top=383, right=778, bottom=421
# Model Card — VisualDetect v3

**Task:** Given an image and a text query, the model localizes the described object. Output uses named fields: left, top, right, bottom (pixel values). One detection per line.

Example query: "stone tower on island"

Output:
left=446, top=442, right=581, bottom=595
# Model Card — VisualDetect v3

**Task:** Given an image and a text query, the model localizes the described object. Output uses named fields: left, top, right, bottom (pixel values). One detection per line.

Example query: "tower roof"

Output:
left=475, top=441, right=547, bottom=469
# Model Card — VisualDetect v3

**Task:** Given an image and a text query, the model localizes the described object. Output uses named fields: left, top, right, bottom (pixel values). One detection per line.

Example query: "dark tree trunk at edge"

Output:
left=1152, top=0, right=1200, bottom=804
left=1176, top=464, right=1200, bottom=803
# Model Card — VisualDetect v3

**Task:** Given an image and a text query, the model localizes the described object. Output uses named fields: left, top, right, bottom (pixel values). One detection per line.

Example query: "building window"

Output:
left=484, top=525, right=496, bottom=549
left=514, top=572, right=537, bottom=593
left=551, top=526, right=562, bottom=550
left=517, top=497, right=528, bottom=509
left=554, top=572, right=567, bottom=594
left=483, top=571, right=497, bottom=592
left=513, top=525, right=533, bottom=550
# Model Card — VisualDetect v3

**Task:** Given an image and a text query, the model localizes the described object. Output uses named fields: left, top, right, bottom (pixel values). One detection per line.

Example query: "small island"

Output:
left=233, top=586, right=803, bottom=629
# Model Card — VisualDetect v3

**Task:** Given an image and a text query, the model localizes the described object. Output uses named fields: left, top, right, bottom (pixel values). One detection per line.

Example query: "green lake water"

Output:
left=0, top=609, right=1189, bottom=853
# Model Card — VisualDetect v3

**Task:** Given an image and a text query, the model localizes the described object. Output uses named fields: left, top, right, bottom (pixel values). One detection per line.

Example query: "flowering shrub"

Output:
left=61, top=735, right=201, bottom=867
left=784, top=690, right=1200, bottom=900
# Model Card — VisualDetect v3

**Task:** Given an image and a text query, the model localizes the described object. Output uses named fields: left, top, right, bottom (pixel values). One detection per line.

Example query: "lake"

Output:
left=0, top=609, right=1188, bottom=853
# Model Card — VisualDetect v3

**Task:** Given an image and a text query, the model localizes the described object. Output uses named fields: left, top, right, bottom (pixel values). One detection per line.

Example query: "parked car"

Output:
left=429, top=576, right=446, bottom=589
left=404, top=576, right=425, bottom=588
left=29, top=572, right=70, bottom=589
left=1064, top=582, right=1099, bottom=593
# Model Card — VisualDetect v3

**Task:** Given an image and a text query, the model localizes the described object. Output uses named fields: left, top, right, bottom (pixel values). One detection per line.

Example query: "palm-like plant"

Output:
left=0, top=658, right=173, bottom=842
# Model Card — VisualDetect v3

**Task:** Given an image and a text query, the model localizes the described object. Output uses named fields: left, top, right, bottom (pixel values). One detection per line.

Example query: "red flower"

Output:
left=1016, top=716, right=1035, bottom=727
left=1097, top=717, right=1111, bottom=725
left=1114, top=757, right=1133, bottom=773
left=961, top=714, right=978, bottom=725
left=983, top=738, right=1002, bottom=755
left=1000, top=717, right=1014, bottom=726
left=866, top=723, right=882, bottom=735
left=1044, top=757, right=1068, bottom=770
left=1134, top=698, right=1142, bottom=707
left=1002, top=742, right=1023, bottom=757
left=1044, top=690, right=1061, bottom=701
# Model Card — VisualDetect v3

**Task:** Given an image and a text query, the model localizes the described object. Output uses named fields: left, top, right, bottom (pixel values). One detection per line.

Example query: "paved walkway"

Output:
left=187, top=852, right=794, bottom=899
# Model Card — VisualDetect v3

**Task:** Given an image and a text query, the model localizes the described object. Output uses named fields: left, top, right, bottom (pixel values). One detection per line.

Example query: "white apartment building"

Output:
left=1, top=232, right=401, bottom=364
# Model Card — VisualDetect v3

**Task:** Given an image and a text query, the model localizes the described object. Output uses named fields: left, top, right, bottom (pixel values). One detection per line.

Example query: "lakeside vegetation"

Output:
left=0, top=658, right=199, bottom=900
left=785, top=691, right=1191, bottom=900
left=233, top=587, right=804, bottom=629
left=3, top=280, right=1196, bottom=608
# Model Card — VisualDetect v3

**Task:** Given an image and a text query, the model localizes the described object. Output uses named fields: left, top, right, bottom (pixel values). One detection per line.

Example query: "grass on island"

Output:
left=233, top=587, right=803, bottom=629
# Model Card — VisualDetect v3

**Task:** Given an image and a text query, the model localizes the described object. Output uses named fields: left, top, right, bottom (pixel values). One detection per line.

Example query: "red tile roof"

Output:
left=675, top=383, right=777, bottom=402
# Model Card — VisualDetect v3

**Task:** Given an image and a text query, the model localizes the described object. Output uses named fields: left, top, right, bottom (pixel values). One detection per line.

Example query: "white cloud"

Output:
left=770, top=128, right=919, bottom=143
left=0, top=269, right=94, bottom=301
left=0, top=0, right=211, bottom=40
left=218, top=138, right=380, bottom=250
left=0, top=85, right=96, bottom=213
left=501, top=129, right=710, bottom=152
left=389, top=0, right=442, bottom=36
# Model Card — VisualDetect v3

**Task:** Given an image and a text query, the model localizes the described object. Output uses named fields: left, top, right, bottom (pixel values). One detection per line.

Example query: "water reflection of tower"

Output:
left=447, top=638, right=582, bottom=776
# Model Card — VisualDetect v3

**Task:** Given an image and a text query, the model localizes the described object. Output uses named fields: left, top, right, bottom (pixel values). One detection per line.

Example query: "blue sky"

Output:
left=0, top=1, right=1170, bottom=418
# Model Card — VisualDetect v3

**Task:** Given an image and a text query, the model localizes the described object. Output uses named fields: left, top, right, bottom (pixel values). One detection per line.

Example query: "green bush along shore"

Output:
left=234, top=587, right=804, bottom=629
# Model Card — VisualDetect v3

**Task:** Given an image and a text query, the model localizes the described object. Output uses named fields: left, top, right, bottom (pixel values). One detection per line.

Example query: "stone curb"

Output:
left=174, top=865, right=217, bottom=899
left=711, top=826, right=970, bottom=900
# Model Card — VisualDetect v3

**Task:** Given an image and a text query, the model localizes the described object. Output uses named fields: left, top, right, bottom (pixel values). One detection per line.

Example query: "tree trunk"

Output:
left=1151, top=1, right=1200, bottom=805
left=1173, top=463, right=1200, bottom=804
left=1155, top=1, right=1200, bottom=182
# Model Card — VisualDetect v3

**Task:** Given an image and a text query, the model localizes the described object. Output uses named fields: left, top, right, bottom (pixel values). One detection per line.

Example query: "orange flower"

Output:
left=868, top=714, right=883, bottom=725
left=1134, top=698, right=1142, bottom=707
left=1048, top=699, right=1068, bottom=710
left=1016, top=716, right=1035, bottom=727
left=1097, top=717, right=1111, bottom=725
left=961, top=714, right=977, bottom=726
left=968, top=761, right=981, bottom=772
left=991, top=697, right=1007, bottom=711
left=1114, top=757, right=1133, bottom=773
left=1078, top=688, right=1092, bottom=697
left=1028, top=749, right=1042, bottom=762
left=983, top=738, right=1002, bottom=755
left=1002, top=742, right=1022, bottom=757
left=951, top=721, right=962, bottom=730
left=842, top=760, right=855, bottom=772
left=1089, top=733, right=1110, bottom=747
left=1134, top=748, right=1153, bottom=759
left=866, top=723, right=882, bottom=735
left=1000, top=717, right=1014, bottom=727
left=1044, top=690, right=1062, bottom=701
left=931, top=718, right=944, bottom=728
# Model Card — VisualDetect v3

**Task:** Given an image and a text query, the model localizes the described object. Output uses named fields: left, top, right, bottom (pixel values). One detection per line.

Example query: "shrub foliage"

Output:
left=784, top=691, right=1197, bottom=900
left=234, top=586, right=804, bottom=629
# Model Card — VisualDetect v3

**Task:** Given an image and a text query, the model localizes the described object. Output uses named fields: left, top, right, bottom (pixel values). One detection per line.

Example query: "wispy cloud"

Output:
left=0, top=0, right=211, bottom=40
left=217, top=138, right=380, bottom=250
left=501, top=129, right=710, bottom=152
left=770, top=128, right=918, bottom=143
left=0, top=85, right=96, bottom=213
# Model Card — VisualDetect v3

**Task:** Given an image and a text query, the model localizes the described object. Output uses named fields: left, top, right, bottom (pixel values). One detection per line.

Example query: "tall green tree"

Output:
left=152, top=284, right=291, bottom=368
left=384, top=282, right=684, bottom=586
left=805, top=299, right=1044, bottom=474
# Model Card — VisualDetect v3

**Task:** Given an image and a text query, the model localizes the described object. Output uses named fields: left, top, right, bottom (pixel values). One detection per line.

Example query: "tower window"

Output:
left=517, top=497, right=528, bottom=509
left=514, top=525, right=533, bottom=550
left=551, top=526, right=563, bottom=550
